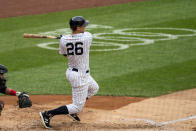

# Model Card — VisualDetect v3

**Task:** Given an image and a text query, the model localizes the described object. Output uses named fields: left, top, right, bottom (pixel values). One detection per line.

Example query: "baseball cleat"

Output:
left=39, top=112, right=52, bottom=129
left=68, top=113, right=80, bottom=122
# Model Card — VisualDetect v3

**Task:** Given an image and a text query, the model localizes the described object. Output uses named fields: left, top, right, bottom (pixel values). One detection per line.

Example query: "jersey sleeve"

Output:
left=59, top=37, right=67, bottom=55
left=85, top=32, right=93, bottom=45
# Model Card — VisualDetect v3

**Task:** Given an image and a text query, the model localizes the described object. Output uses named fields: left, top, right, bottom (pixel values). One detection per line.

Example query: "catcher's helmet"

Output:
left=69, top=16, right=89, bottom=31
left=0, top=64, right=8, bottom=74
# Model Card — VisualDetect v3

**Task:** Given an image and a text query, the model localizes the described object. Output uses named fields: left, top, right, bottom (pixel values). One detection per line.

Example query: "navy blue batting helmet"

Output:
left=0, top=64, right=8, bottom=74
left=69, top=16, right=89, bottom=31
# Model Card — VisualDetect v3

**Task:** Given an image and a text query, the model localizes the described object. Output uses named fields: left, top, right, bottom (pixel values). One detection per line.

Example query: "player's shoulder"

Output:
left=60, top=34, right=71, bottom=42
left=61, top=34, right=71, bottom=39
left=84, top=32, right=92, bottom=37
left=59, top=35, right=68, bottom=45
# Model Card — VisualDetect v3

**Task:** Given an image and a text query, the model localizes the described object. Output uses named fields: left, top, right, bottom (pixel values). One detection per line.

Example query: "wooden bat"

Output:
left=23, top=33, right=61, bottom=39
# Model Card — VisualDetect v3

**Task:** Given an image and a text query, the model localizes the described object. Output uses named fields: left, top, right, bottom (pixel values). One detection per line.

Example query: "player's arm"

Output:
left=59, top=37, right=68, bottom=58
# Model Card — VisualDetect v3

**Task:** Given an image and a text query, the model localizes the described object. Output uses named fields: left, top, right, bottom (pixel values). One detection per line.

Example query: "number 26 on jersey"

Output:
left=66, top=42, right=83, bottom=55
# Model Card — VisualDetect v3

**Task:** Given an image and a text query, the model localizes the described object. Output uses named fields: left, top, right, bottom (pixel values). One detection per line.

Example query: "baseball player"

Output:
left=0, top=64, right=32, bottom=114
left=40, top=16, right=99, bottom=129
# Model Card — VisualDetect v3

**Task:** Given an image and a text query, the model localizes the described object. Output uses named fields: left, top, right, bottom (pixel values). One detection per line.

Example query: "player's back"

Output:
left=59, top=32, right=92, bottom=71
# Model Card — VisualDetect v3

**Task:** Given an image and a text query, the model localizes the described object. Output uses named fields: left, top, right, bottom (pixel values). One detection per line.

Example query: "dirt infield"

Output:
left=0, top=0, right=196, bottom=130
left=1, top=95, right=146, bottom=110
left=0, top=89, right=196, bottom=131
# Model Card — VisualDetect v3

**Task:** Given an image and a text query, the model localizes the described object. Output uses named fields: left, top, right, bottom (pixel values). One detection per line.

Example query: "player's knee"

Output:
left=88, top=83, right=99, bottom=98
left=93, top=83, right=99, bottom=94
left=77, top=106, right=83, bottom=113
left=75, top=104, right=84, bottom=113
left=73, top=101, right=86, bottom=113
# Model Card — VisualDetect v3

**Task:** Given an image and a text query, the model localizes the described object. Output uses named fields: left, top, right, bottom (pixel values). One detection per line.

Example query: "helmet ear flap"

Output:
left=70, top=24, right=77, bottom=31
left=69, top=18, right=76, bottom=31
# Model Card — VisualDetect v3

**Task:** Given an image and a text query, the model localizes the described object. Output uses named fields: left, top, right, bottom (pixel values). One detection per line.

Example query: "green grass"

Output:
left=0, top=0, right=196, bottom=97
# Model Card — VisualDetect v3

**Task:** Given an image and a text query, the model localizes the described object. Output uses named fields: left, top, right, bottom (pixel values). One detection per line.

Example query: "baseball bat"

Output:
left=23, top=33, right=61, bottom=39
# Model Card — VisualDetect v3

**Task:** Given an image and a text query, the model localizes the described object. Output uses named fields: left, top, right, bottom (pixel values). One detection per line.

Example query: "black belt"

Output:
left=72, top=68, right=89, bottom=73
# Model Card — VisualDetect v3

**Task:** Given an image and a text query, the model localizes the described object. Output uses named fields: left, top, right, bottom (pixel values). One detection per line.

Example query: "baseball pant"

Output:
left=66, top=68, right=99, bottom=114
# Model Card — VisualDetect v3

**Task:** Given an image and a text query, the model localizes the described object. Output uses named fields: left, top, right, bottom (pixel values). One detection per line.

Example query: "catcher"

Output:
left=0, top=64, right=32, bottom=115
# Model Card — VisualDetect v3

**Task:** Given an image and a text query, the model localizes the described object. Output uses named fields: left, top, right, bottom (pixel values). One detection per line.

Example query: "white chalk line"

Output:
left=37, top=41, right=129, bottom=51
left=99, top=115, right=196, bottom=127
left=159, top=115, right=196, bottom=126
left=36, top=25, right=196, bottom=52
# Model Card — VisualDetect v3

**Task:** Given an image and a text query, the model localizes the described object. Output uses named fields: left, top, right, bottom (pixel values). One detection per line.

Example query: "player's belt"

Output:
left=72, top=68, right=89, bottom=73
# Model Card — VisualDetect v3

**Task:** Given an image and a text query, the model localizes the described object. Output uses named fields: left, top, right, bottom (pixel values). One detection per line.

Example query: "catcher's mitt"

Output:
left=0, top=100, right=4, bottom=116
left=18, top=92, right=32, bottom=108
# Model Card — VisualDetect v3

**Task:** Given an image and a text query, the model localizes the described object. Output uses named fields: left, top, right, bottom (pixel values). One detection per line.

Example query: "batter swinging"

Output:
left=40, top=16, right=99, bottom=129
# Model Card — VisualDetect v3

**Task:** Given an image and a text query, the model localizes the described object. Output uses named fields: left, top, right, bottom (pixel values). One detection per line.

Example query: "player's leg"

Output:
left=0, top=100, right=4, bottom=116
left=87, top=76, right=99, bottom=99
left=67, top=85, right=88, bottom=114
left=67, top=76, right=98, bottom=122
left=67, top=85, right=88, bottom=122
left=40, top=85, right=88, bottom=128
left=40, top=105, right=69, bottom=128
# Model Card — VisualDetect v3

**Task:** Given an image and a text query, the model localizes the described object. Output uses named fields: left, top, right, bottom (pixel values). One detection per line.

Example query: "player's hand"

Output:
left=17, top=92, right=32, bottom=108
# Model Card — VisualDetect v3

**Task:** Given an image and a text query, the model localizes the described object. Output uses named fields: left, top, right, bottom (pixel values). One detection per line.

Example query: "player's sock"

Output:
left=9, top=89, right=16, bottom=96
left=47, top=106, right=69, bottom=116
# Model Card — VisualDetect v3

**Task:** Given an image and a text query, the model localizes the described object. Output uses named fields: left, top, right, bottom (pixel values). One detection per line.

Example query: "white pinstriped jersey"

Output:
left=59, top=31, right=99, bottom=114
left=59, top=32, right=92, bottom=71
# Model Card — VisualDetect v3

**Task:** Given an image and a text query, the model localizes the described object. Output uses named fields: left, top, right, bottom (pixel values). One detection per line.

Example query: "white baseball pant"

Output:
left=66, top=68, right=99, bottom=114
